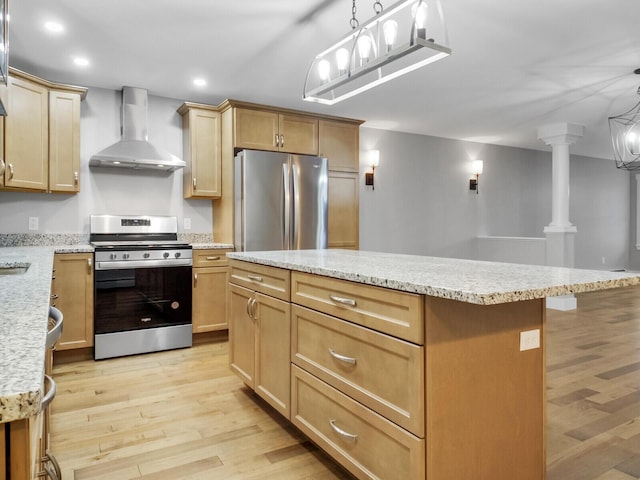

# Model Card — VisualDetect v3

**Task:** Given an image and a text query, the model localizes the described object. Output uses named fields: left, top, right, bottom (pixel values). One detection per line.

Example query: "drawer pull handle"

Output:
left=206, top=256, right=221, bottom=261
left=329, top=419, right=358, bottom=442
left=248, top=274, right=264, bottom=282
left=194, top=272, right=198, bottom=287
left=328, top=348, right=357, bottom=366
left=40, top=375, right=57, bottom=411
left=329, top=295, right=356, bottom=307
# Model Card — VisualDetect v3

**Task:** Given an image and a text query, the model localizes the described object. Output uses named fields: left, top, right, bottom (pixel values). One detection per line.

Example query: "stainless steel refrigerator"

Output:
left=234, top=150, right=328, bottom=252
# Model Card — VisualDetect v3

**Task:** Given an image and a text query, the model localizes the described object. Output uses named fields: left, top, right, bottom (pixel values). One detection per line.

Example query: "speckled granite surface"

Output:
left=0, top=246, right=55, bottom=423
left=228, top=249, right=640, bottom=305
left=191, top=243, right=234, bottom=250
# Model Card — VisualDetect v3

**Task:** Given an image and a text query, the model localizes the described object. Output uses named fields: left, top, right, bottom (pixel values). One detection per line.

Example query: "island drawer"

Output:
left=229, top=260, right=290, bottom=301
left=193, top=249, right=233, bottom=267
left=292, top=365, right=425, bottom=480
left=292, top=305, right=424, bottom=437
left=291, top=272, right=424, bottom=344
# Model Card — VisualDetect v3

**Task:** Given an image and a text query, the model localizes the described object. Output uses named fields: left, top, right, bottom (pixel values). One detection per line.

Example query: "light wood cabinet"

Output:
left=229, top=262, right=292, bottom=419
left=319, top=119, right=359, bottom=172
left=328, top=171, right=359, bottom=249
left=2, top=68, right=86, bottom=194
left=49, top=90, right=81, bottom=193
left=234, top=107, right=319, bottom=155
left=4, top=74, right=49, bottom=191
left=52, top=253, right=94, bottom=350
left=229, top=259, right=546, bottom=480
left=192, top=249, right=232, bottom=333
left=179, top=103, right=222, bottom=199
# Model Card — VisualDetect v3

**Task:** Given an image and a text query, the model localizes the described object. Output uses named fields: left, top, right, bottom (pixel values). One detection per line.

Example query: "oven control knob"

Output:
left=123, top=253, right=130, bottom=260
left=163, top=252, right=170, bottom=259
left=143, top=253, right=150, bottom=259
left=175, top=252, right=181, bottom=258
left=110, top=253, right=117, bottom=260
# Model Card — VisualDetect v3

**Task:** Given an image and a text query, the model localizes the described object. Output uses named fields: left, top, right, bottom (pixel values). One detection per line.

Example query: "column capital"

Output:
left=537, top=123, right=585, bottom=146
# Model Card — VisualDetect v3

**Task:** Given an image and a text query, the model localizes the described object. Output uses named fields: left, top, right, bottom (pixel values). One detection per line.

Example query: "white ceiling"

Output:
left=9, top=0, right=640, bottom=160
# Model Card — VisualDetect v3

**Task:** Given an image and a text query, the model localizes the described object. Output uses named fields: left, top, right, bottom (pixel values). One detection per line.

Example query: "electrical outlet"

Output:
left=184, top=218, right=192, bottom=230
left=28, top=217, right=39, bottom=231
left=520, top=329, right=540, bottom=351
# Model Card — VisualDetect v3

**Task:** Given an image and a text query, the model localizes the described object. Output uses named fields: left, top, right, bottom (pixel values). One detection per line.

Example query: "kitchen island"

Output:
left=227, top=249, right=640, bottom=480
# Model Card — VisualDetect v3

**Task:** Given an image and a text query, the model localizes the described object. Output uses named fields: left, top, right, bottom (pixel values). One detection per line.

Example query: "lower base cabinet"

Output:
left=292, top=366, right=425, bottom=480
left=192, top=249, right=233, bottom=333
left=228, top=260, right=545, bottom=480
left=229, top=274, right=291, bottom=419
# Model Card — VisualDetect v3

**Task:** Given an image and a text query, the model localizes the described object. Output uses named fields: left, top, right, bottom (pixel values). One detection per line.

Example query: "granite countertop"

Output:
left=191, top=243, right=234, bottom=250
left=0, top=246, right=57, bottom=423
left=228, top=249, right=640, bottom=305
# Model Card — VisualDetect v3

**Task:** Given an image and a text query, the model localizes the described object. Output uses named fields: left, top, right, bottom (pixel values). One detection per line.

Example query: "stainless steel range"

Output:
left=90, top=215, right=193, bottom=360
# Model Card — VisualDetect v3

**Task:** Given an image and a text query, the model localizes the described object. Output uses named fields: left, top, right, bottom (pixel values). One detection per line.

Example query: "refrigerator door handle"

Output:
left=291, top=163, right=301, bottom=249
left=282, top=163, right=291, bottom=250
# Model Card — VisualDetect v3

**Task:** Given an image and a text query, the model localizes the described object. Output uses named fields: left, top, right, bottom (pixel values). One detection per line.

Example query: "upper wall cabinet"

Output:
left=234, top=107, right=319, bottom=156
left=2, top=68, right=87, bottom=193
left=179, top=103, right=222, bottom=199
left=319, top=119, right=360, bottom=172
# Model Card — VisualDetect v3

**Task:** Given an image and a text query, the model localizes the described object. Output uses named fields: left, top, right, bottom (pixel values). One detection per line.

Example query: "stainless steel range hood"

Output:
left=89, top=87, right=185, bottom=172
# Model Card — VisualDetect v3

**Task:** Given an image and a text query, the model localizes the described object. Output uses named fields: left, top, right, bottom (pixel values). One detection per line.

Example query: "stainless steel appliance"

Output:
left=90, top=215, right=192, bottom=360
left=234, top=150, right=328, bottom=251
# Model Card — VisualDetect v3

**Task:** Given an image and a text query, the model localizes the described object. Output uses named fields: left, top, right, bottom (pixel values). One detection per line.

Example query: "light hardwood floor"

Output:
left=51, top=286, right=640, bottom=479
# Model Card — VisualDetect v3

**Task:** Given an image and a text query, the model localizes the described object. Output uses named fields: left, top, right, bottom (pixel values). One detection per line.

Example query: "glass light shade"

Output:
left=472, top=160, right=484, bottom=175
left=413, top=2, right=428, bottom=28
left=303, top=0, right=451, bottom=105
left=369, top=150, right=380, bottom=167
left=383, top=20, right=398, bottom=51
left=357, top=34, right=374, bottom=65
left=318, top=59, right=331, bottom=82
left=608, top=91, right=640, bottom=170
left=336, top=48, right=350, bottom=73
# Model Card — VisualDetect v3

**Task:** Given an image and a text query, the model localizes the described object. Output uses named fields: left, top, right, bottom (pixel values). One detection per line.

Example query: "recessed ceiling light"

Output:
left=193, top=78, right=206, bottom=87
left=44, top=21, right=64, bottom=33
left=73, top=57, right=90, bottom=67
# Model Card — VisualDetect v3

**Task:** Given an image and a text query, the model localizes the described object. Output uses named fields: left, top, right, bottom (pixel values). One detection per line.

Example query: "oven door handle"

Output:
left=95, top=259, right=193, bottom=270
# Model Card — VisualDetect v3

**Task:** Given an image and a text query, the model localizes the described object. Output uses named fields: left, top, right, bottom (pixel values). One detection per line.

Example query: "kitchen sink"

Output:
left=0, top=263, right=30, bottom=275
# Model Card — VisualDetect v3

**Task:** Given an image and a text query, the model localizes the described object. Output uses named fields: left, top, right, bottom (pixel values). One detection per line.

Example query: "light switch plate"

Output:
left=28, top=217, right=39, bottom=231
left=184, top=218, right=192, bottom=230
left=520, top=329, right=540, bottom=351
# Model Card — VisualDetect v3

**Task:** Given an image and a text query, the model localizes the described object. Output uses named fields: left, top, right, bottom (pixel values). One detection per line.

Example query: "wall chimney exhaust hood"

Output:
left=89, top=87, right=185, bottom=172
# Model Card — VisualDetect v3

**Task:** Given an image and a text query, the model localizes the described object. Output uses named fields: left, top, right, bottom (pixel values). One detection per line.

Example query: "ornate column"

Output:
left=537, top=123, right=584, bottom=311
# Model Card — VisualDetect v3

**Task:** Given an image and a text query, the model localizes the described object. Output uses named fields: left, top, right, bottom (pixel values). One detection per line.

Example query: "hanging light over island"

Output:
left=303, top=0, right=451, bottom=105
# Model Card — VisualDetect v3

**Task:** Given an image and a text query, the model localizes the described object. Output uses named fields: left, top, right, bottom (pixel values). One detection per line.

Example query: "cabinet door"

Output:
left=49, top=90, right=81, bottom=193
left=328, top=171, right=359, bottom=249
left=192, top=266, right=229, bottom=333
left=319, top=119, right=359, bottom=172
left=5, top=76, right=48, bottom=191
left=255, top=292, right=291, bottom=419
left=183, top=108, right=221, bottom=198
left=52, top=253, right=94, bottom=350
left=229, top=283, right=256, bottom=388
left=234, top=108, right=279, bottom=151
left=279, top=114, right=318, bottom=155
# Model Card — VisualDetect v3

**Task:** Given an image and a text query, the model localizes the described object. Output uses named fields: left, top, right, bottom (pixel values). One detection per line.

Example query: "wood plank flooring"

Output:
left=51, top=286, right=640, bottom=479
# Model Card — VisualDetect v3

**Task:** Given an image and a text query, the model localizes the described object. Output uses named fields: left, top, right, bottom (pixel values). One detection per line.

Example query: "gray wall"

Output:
left=359, top=127, right=630, bottom=270
left=0, top=87, right=213, bottom=234
left=0, top=88, right=630, bottom=270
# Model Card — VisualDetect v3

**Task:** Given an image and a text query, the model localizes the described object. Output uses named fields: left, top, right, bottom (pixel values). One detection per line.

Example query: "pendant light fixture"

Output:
left=609, top=71, right=640, bottom=170
left=303, top=0, right=451, bottom=105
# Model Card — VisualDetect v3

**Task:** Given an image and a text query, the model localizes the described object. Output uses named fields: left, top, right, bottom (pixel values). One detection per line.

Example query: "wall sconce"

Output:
left=365, top=150, right=380, bottom=190
left=469, top=159, right=483, bottom=194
